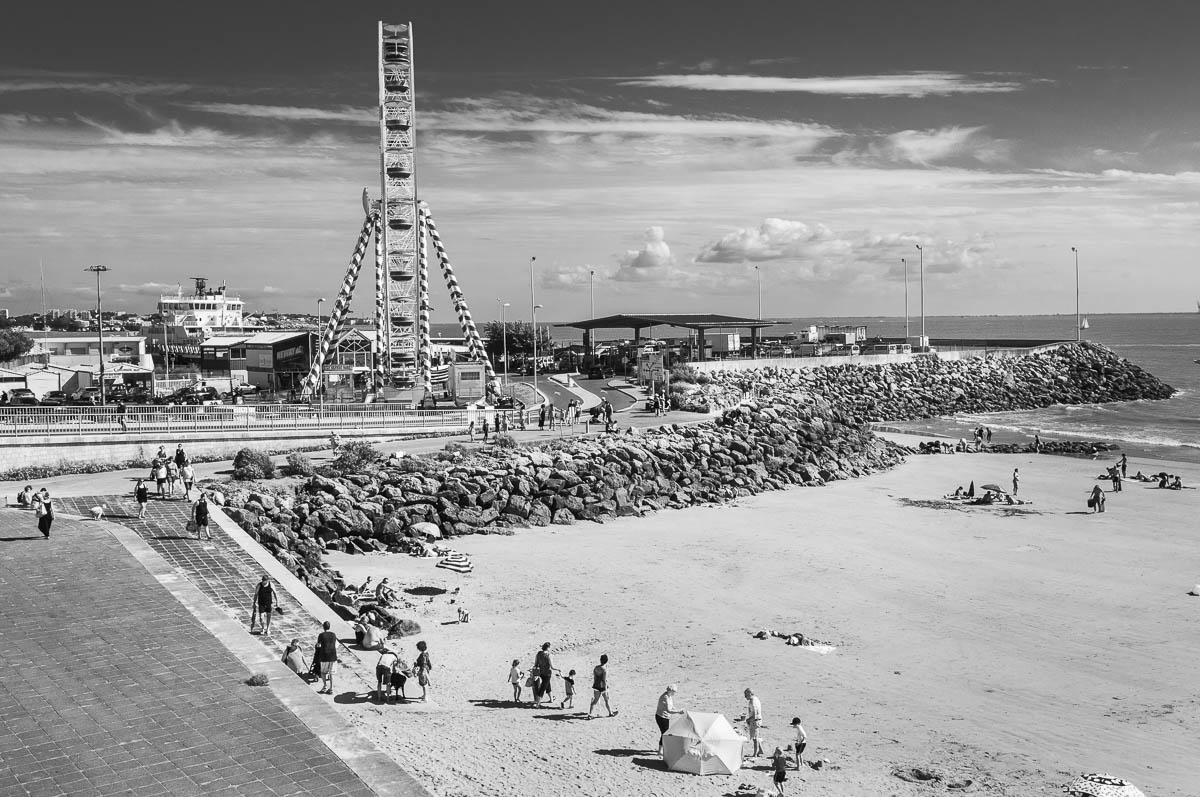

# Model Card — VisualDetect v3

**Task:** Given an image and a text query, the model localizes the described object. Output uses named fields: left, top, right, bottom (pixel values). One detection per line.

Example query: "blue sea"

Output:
left=434, top=313, right=1200, bottom=464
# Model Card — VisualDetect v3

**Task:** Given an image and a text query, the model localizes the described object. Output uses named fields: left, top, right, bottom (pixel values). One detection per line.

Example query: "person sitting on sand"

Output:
left=1170, top=476, right=1183, bottom=490
left=375, top=578, right=398, bottom=606
left=953, top=486, right=964, bottom=497
left=1158, top=473, right=1169, bottom=489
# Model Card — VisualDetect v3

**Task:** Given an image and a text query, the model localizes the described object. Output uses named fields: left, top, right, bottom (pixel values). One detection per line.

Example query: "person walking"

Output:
left=744, top=688, right=765, bottom=757
left=192, top=494, right=212, bottom=540
left=1119, top=453, right=1128, bottom=478
left=249, top=575, right=277, bottom=636
left=153, top=459, right=168, bottom=498
left=508, top=659, right=524, bottom=703
left=134, top=478, right=150, bottom=519
left=533, top=642, right=555, bottom=706
left=413, top=640, right=432, bottom=701
left=1089, top=484, right=1106, bottom=513
left=174, top=444, right=187, bottom=469
left=538, top=404, right=546, bottom=430
left=1012, top=468, right=1020, bottom=496
left=180, top=462, right=195, bottom=500
left=655, top=684, right=684, bottom=755
left=770, top=747, right=789, bottom=795
left=165, top=459, right=179, bottom=498
left=790, top=717, right=808, bottom=769
left=117, top=401, right=128, bottom=432
left=587, top=654, right=618, bottom=718
left=36, top=490, right=54, bottom=539
left=314, top=621, right=338, bottom=694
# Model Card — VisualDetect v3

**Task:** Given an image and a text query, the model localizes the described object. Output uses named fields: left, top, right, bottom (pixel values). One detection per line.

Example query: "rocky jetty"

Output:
left=213, top=341, right=1174, bottom=590
left=699, top=342, right=1173, bottom=422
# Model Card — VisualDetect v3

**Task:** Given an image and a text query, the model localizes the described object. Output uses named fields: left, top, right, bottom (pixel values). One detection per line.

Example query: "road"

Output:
left=533, top=375, right=637, bottom=412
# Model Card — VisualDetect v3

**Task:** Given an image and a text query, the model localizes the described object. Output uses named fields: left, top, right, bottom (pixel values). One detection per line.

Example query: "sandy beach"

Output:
left=310, top=434, right=1200, bottom=796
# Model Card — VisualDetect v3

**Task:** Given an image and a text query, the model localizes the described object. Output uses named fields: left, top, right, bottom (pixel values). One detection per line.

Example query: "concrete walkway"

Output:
left=0, top=508, right=403, bottom=797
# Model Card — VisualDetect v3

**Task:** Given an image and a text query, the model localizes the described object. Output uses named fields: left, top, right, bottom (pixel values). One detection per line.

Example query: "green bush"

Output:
left=443, top=441, right=467, bottom=453
left=245, top=672, right=269, bottom=686
left=233, top=448, right=276, bottom=480
left=493, top=432, right=517, bottom=449
left=330, top=440, right=381, bottom=473
left=284, top=452, right=315, bottom=476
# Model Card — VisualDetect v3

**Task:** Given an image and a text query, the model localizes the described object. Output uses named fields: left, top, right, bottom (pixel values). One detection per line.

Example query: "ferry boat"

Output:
left=145, top=277, right=247, bottom=358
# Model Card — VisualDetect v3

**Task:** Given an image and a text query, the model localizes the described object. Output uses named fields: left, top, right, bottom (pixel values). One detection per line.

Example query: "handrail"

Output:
left=0, top=403, right=477, bottom=438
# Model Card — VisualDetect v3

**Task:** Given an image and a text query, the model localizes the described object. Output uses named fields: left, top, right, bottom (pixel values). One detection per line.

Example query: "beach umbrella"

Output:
left=1062, top=773, right=1147, bottom=797
left=980, top=483, right=1007, bottom=493
left=662, top=712, right=744, bottom=775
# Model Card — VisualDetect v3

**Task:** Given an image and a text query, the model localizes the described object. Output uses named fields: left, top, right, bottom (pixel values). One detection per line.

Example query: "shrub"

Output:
left=670, top=364, right=699, bottom=384
left=245, top=672, right=269, bottom=686
left=330, top=440, right=381, bottom=473
left=233, top=448, right=275, bottom=480
left=493, top=432, right=517, bottom=449
left=443, top=441, right=467, bottom=453
left=284, top=452, right=315, bottom=477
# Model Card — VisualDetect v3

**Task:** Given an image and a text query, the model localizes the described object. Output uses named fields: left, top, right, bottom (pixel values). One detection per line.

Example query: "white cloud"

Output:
left=694, top=218, right=996, bottom=283
left=866, top=126, right=1009, bottom=166
left=613, top=227, right=676, bottom=282
left=116, top=282, right=180, bottom=296
left=541, top=263, right=603, bottom=290
left=182, top=102, right=375, bottom=124
left=618, top=72, right=1023, bottom=97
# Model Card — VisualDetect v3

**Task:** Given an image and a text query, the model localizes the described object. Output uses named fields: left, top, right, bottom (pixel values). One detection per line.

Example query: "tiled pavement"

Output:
left=0, top=507, right=377, bottom=797
left=52, top=494, right=370, bottom=681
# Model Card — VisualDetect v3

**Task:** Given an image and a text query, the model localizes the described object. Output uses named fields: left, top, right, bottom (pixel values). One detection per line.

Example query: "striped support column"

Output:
left=300, top=212, right=376, bottom=395
left=372, top=214, right=388, bottom=390
left=421, top=202, right=494, bottom=378
left=417, top=204, right=433, bottom=393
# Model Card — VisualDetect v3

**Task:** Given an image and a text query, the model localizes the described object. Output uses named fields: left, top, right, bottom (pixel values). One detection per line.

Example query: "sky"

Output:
left=2, top=0, right=1199, bottom=324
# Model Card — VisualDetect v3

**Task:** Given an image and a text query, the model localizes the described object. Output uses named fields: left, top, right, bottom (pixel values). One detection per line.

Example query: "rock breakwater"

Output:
left=212, top=341, right=1174, bottom=590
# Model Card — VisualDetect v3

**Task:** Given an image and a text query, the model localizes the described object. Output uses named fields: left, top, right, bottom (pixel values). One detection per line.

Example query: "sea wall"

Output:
left=213, top=341, right=1174, bottom=589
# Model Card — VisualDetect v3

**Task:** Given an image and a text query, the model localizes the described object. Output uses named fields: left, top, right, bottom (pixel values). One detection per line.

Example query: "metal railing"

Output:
left=0, top=404, right=472, bottom=438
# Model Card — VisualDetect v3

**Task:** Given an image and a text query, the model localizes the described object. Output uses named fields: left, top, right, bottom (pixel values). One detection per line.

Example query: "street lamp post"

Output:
left=902, top=257, right=909, bottom=339
left=84, top=265, right=109, bottom=405
left=530, top=257, right=539, bottom=393
left=497, top=300, right=510, bottom=386
left=1071, top=247, right=1080, bottom=342
left=914, top=244, right=925, bottom=339
left=589, top=269, right=595, bottom=320
left=316, top=297, right=325, bottom=404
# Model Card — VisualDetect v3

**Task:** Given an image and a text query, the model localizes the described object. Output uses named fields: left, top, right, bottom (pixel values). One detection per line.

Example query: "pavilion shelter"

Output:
left=556, top=313, right=782, bottom=362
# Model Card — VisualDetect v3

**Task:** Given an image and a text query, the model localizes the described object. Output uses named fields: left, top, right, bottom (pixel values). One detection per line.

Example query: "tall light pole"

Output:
left=497, top=300, right=510, bottom=386
left=589, top=269, right=595, bottom=319
left=84, top=265, right=109, bottom=405
left=914, top=244, right=925, bottom=339
left=1071, top=246, right=1080, bottom=342
left=902, top=257, right=910, bottom=338
left=316, top=297, right=325, bottom=404
left=529, top=256, right=538, bottom=391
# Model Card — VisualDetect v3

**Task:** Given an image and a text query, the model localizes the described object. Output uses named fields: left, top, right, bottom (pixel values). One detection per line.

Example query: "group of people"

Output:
left=506, top=646, right=616, bottom=718
left=145, top=444, right=197, bottom=501
left=13, top=485, right=55, bottom=538
left=1093, top=454, right=1185, bottom=511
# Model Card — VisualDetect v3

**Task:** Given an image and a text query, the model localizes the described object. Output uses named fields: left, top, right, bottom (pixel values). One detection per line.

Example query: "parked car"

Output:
left=9, top=395, right=41, bottom=408
left=72, top=386, right=102, bottom=402
left=587, top=365, right=616, bottom=379
left=40, top=391, right=69, bottom=406
left=9, top=388, right=36, bottom=401
left=71, top=394, right=101, bottom=406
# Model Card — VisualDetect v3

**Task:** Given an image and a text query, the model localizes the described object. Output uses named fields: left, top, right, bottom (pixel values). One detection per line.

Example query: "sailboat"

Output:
left=1079, top=316, right=1090, bottom=330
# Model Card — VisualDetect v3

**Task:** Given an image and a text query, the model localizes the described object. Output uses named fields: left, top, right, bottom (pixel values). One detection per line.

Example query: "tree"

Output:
left=481, top=319, right=554, bottom=359
left=0, top=329, right=34, bottom=363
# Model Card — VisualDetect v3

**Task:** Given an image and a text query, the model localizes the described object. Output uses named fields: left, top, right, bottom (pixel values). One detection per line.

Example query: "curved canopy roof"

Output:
left=556, top=313, right=782, bottom=332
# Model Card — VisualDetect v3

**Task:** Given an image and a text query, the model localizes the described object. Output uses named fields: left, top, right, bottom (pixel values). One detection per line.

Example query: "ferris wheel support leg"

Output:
left=417, top=206, right=433, bottom=394
left=301, top=211, right=378, bottom=397
left=372, top=215, right=388, bottom=392
left=420, top=202, right=494, bottom=379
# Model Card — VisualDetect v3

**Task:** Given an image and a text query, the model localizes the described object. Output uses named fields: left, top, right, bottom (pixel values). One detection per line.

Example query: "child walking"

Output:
left=508, top=659, right=524, bottom=703
left=560, top=669, right=576, bottom=709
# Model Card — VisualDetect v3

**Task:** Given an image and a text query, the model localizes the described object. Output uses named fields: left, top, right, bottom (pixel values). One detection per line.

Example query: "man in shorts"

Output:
left=250, top=575, right=277, bottom=635
left=315, top=621, right=338, bottom=694
left=744, top=688, right=764, bottom=757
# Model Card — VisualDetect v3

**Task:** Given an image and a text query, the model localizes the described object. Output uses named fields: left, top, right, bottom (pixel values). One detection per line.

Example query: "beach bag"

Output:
left=1087, top=498, right=1095, bottom=508
left=186, top=520, right=197, bottom=533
